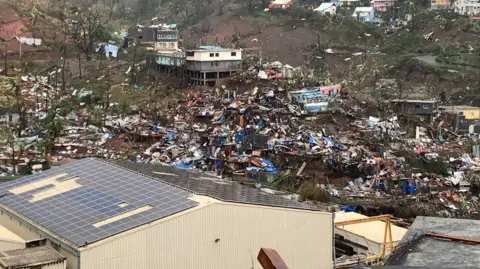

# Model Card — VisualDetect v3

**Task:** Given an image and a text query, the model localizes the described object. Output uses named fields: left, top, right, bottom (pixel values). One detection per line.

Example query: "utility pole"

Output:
left=4, top=42, right=7, bottom=76
left=130, top=38, right=137, bottom=84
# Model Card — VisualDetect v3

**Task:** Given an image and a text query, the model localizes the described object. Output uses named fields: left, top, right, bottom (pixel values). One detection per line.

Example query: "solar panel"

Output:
left=0, top=158, right=198, bottom=246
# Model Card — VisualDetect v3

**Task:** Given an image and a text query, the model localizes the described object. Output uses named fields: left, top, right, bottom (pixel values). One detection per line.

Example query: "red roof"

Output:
left=0, top=19, right=26, bottom=41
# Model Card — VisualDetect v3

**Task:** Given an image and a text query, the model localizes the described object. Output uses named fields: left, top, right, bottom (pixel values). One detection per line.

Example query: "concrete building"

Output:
left=0, top=158, right=333, bottom=269
left=185, top=46, right=243, bottom=86
left=334, top=212, right=407, bottom=256
left=454, top=0, right=480, bottom=15
left=441, top=105, right=480, bottom=120
left=0, top=246, right=66, bottom=269
left=390, top=99, right=438, bottom=116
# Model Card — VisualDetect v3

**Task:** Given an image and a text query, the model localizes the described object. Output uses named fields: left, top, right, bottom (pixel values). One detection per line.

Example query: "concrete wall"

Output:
left=186, top=50, right=242, bottom=62
left=392, top=102, right=435, bottom=115
left=0, top=239, right=24, bottom=252
left=186, top=60, right=242, bottom=72
left=154, top=41, right=178, bottom=51
left=79, top=199, right=333, bottom=269
left=0, top=209, right=79, bottom=269
left=42, top=262, right=67, bottom=269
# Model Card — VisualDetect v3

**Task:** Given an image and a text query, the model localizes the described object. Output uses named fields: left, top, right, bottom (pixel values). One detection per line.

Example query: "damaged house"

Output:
left=390, top=99, right=438, bottom=116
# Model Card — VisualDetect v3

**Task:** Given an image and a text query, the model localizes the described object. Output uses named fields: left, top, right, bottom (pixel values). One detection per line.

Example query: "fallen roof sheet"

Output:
left=334, top=212, right=407, bottom=244
left=0, top=246, right=65, bottom=268
left=109, top=160, right=315, bottom=210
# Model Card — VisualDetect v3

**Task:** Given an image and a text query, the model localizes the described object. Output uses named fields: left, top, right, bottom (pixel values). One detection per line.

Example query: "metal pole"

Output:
left=332, top=213, right=336, bottom=269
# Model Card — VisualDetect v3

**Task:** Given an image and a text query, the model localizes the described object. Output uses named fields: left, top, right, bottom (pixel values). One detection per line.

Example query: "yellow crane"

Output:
left=335, top=214, right=394, bottom=261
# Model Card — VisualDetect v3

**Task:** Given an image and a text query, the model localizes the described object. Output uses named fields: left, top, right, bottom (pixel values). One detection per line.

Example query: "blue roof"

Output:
left=104, top=43, right=118, bottom=53
left=0, top=158, right=198, bottom=246
left=199, top=45, right=223, bottom=50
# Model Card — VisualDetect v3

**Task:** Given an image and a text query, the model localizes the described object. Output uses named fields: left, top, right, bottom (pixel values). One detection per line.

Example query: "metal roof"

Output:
left=0, top=158, right=198, bottom=247
left=390, top=216, right=480, bottom=268
left=0, top=246, right=65, bottom=268
left=390, top=99, right=437, bottom=104
left=110, top=160, right=315, bottom=210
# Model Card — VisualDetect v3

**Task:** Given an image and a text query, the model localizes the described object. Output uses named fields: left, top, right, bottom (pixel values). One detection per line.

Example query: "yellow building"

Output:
left=0, top=158, right=333, bottom=269
left=441, top=105, right=480, bottom=120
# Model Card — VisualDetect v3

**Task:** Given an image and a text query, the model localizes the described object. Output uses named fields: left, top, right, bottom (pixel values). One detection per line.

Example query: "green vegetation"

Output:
left=299, top=181, right=331, bottom=202
left=437, top=46, right=480, bottom=69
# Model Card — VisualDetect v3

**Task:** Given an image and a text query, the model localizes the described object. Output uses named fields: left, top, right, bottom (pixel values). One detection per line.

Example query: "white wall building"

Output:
left=0, top=158, right=334, bottom=269
left=185, top=46, right=243, bottom=86
left=314, top=3, right=337, bottom=15
left=454, top=0, right=480, bottom=15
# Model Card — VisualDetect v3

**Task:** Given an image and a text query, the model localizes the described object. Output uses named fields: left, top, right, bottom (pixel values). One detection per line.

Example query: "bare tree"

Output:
left=70, top=3, right=109, bottom=60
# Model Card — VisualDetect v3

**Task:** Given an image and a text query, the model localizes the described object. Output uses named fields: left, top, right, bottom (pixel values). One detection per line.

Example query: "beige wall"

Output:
left=80, top=200, right=333, bottom=269
left=42, top=262, right=67, bottom=269
left=0, top=239, right=24, bottom=252
left=186, top=50, right=242, bottom=62
left=0, top=209, right=79, bottom=269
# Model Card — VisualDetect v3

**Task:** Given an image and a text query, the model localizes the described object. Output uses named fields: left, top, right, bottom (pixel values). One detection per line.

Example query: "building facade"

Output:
left=454, top=0, right=480, bottom=15
left=186, top=46, right=243, bottom=86
left=390, top=99, right=438, bottom=116
left=0, top=158, right=333, bottom=269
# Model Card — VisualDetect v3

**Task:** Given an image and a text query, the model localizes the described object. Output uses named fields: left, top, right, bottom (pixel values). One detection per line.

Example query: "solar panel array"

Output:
left=0, top=158, right=198, bottom=246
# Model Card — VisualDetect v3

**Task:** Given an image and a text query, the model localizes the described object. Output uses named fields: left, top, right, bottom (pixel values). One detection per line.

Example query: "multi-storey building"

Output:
left=454, top=0, right=480, bottom=15
left=185, top=46, right=243, bottom=86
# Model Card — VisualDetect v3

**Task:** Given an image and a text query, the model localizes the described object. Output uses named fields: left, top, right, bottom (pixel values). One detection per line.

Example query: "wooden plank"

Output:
left=257, top=248, right=289, bottom=269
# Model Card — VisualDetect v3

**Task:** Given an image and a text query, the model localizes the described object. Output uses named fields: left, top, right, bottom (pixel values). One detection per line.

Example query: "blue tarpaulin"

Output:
left=341, top=206, right=357, bottom=212
left=174, top=161, right=193, bottom=169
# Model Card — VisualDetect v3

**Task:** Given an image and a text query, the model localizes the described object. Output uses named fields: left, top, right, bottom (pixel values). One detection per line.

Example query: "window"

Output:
left=423, top=105, right=429, bottom=109
left=415, top=104, right=420, bottom=108
left=211, top=62, right=214, bottom=66
left=186, top=51, right=194, bottom=57
left=231, top=52, right=236, bottom=56
left=215, top=62, right=219, bottom=66
left=215, top=53, right=219, bottom=57
left=209, top=53, right=214, bottom=57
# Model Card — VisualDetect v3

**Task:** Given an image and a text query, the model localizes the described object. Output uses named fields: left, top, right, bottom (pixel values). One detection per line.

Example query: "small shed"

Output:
left=0, top=246, right=66, bottom=269
left=352, top=7, right=375, bottom=22
left=314, top=3, right=337, bottom=15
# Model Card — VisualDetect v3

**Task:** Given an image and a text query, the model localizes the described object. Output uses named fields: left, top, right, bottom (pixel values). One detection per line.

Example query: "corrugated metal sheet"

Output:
left=0, top=246, right=65, bottom=268
left=80, top=201, right=332, bottom=269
